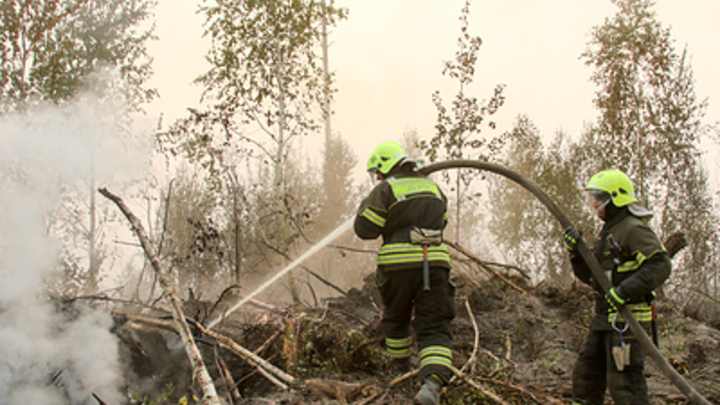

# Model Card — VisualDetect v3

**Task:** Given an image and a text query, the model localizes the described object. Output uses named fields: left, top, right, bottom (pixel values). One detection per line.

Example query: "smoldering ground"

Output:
left=0, top=100, right=145, bottom=405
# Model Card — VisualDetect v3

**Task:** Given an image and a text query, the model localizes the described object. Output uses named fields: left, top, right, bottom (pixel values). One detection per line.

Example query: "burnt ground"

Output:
left=112, top=273, right=720, bottom=405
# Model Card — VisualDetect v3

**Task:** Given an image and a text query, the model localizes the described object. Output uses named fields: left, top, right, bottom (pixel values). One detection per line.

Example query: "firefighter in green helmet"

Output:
left=563, top=169, right=671, bottom=405
left=355, top=141, right=454, bottom=405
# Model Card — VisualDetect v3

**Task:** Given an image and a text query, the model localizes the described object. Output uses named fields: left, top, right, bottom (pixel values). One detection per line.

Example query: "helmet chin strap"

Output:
left=591, top=197, right=612, bottom=217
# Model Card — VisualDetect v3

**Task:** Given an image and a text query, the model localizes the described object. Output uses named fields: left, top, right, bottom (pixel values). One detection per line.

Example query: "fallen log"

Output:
left=99, top=188, right=221, bottom=405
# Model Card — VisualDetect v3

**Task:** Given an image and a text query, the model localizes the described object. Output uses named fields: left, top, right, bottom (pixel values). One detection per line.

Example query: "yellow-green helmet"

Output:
left=367, top=141, right=413, bottom=175
left=586, top=169, right=637, bottom=207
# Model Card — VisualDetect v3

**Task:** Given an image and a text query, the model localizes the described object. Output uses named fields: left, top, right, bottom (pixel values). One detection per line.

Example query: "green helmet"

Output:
left=586, top=169, right=637, bottom=207
left=367, top=141, right=413, bottom=175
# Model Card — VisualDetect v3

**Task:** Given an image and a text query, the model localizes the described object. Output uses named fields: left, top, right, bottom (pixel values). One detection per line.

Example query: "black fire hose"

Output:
left=420, top=159, right=711, bottom=405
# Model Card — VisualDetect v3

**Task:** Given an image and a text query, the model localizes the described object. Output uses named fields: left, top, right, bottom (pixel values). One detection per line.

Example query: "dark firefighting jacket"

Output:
left=354, top=170, right=451, bottom=272
left=570, top=208, right=672, bottom=331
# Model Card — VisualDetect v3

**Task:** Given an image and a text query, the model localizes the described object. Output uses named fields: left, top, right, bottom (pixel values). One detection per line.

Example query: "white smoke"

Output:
left=0, top=100, right=139, bottom=404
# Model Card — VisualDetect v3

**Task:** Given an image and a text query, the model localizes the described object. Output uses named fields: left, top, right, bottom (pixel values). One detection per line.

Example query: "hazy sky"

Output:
left=145, top=0, right=720, bottom=183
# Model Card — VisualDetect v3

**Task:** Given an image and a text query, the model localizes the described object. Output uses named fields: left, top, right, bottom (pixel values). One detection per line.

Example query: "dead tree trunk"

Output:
left=99, top=188, right=221, bottom=405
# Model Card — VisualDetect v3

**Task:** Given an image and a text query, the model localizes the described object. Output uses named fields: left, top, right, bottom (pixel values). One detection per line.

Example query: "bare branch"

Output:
left=98, top=188, right=221, bottom=405
left=446, top=240, right=528, bottom=295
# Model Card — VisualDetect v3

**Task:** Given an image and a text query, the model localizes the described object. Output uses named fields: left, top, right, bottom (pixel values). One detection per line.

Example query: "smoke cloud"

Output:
left=0, top=100, right=137, bottom=404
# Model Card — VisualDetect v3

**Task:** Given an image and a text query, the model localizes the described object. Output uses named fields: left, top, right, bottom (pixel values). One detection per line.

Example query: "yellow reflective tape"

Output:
left=379, top=244, right=450, bottom=255
left=618, top=250, right=666, bottom=272
left=387, top=177, right=442, bottom=200
left=420, top=357, right=453, bottom=368
left=419, top=346, right=452, bottom=359
left=386, top=336, right=413, bottom=348
left=377, top=244, right=452, bottom=265
left=361, top=208, right=386, bottom=228
left=377, top=254, right=452, bottom=265
left=617, top=260, right=640, bottom=272
left=608, top=303, right=653, bottom=323
left=419, top=345, right=453, bottom=369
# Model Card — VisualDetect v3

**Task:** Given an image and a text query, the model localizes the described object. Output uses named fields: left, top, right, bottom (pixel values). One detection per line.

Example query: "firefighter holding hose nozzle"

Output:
left=354, top=141, right=454, bottom=405
left=564, top=169, right=671, bottom=405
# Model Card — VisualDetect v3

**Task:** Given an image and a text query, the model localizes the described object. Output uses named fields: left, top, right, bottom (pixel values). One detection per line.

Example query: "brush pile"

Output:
left=106, top=270, right=720, bottom=405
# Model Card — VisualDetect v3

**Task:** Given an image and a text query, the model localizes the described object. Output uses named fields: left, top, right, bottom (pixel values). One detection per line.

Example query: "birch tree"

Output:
left=418, top=0, right=505, bottom=242
left=580, top=0, right=719, bottom=295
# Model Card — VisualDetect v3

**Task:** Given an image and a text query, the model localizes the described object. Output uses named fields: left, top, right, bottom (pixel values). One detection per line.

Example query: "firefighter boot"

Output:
left=414, top=377, right=441, bottom=405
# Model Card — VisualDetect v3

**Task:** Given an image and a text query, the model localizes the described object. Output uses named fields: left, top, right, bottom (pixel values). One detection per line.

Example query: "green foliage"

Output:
left=488, top=116, right=588, bottom=283
left=0, top=0, right=157, bottom=113
left=283, top=309, right=383, bottom=375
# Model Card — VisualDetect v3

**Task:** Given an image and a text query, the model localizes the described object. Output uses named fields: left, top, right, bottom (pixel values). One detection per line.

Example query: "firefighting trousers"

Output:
left=572, top=329, right=649, bottom=405
left=377, top=266, right=455, bottom=384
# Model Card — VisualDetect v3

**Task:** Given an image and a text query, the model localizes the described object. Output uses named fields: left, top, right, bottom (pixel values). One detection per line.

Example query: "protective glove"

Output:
left=563, top=227, right=581, bottom=253
left=605, top=286, right=628, bottom=312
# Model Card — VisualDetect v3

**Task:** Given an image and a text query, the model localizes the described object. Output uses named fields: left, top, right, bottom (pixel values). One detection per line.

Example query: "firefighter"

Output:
left=563, top=169, right=672, bottom=405
left=354, top=141, right=454, bottom=405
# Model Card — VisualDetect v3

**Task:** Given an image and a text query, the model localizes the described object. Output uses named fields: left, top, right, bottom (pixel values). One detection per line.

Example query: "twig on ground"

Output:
left=475, top=376, right=565, bottom=405
left=504, top=334, right=512, bottom=361
left=454, top=298, right=480, bottom=380
left=356, top=369, right=420, bottom=405
left=254, top=330, right=282, bottom=356
left=194, top=321, right=296, bottom=387
left=449, top=365, right=509, bottom=405
left=215, top=344, right=242, bottom=403
left=92, top=393, right=108, bottom=405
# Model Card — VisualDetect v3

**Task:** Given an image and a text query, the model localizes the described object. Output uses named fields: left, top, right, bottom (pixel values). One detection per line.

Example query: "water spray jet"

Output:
left=207, top=218, right=354, bottom=329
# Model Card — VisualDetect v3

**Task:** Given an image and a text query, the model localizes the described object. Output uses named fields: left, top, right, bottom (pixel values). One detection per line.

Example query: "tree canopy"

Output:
left=0, top=0, right=157, bottom=113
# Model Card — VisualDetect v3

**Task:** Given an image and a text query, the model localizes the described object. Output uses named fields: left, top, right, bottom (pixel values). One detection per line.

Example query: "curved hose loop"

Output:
left=420, top=159, right=711, bottom=405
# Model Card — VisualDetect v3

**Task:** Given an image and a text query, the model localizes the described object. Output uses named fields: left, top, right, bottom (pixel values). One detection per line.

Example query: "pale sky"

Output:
left=145, top=0, right=720, bottom=184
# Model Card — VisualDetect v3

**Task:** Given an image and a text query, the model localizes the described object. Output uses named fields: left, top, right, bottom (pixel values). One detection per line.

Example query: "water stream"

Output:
left=208, top=218, right=354, bottom=328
